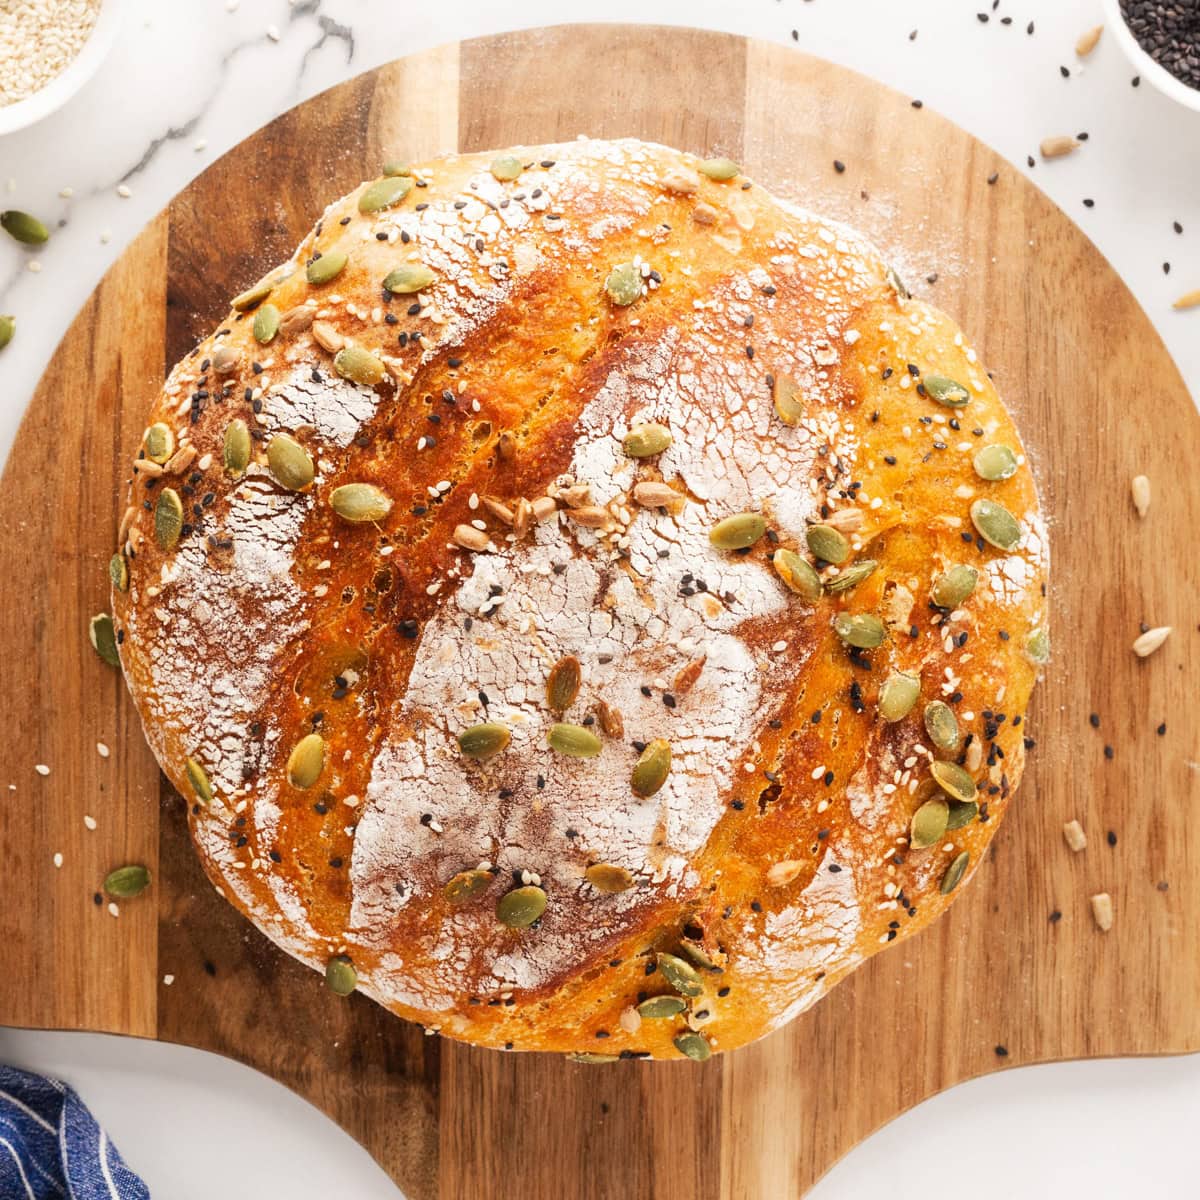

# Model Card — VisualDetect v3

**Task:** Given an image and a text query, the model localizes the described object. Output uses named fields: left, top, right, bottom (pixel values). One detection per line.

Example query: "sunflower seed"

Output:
left=482, top=496, right=515, bottom=524
left=692, top=203, right=719, bottom=225
left=826, top=559, right=878, bottom=594
left=773, top=374, right=805, bottom=425
left=383, top=264, right=435, bottom=294
left=1090, top=892, right=1113, bottom=931
left=458, top=723, right=510, bottom=760
left=253, top=303, right=280, bottom=344
left=359, top=175, right=412, bottom=213
left=597, top=700, right=624, bottom=739
left=563, top=505, right=612, bottom=530
left=453, top=523, right=490, bottom=550
left=945, top=800, right=978, bottom=831
left=548, top=723, right=602, bottom=758
left=278, top=305, right=314, bottom=336
left=605, top=263, right=643, bottom=306
left=1, top=209, right=49, bottom=245
left=910, top=798, right=949, bottom=849
left=631, top=738, right=671, bottom=797
left=1040, top=135, right=1080, bottom=159
left=940, top=851, right=970, bottom=895
left=1076, top=24, right=1103, bottom=56
left=923, top=375, right=970, bottom=406
left=930, top=759, right=977, bottom=803
left=973, top=443, right=1018, bottom=481
left=924, top=700, right=961, bottom=751
left=709, top=512, right=766, bottom=550
left=444, top=869, right=492, bottom=905
left=823, top=507, right=864, bottom=534
left=1173, top=289, right=1200, bottom=311
left=1131, top=474, right=1150, bottom=518
left=661, top=167, right=700, bottom=194
left=312, top=320, right=344, bottom=353
left=698, top=157, right=739, bottom=181
left=773, top=549, right=822, bottom=601
left=1026, top=627, right=1050, bottom=665
left=496, top=885, right=547, bottom=928
left=489, top=155, right=523, bottom=181
left=623, top=423, right=672, bottom=457
left=143, top=423, right=175, bottom=464
left=212, top=344, right=241, bottom=373
left=673, top=1031, right=712, bottom=1061
left=154, top=488, right=183, bottom=550
left=109, top=553, right=129, bottom=593
left=223, top=419, right=251, bottom=476
left=1132, top=626, right=1171, bottom=657
left=766, top=860, right=804, bottom=887
left=1063, top=819, right=1088, bottom=852
left=585, top=863, right=634, bottom=893
left=287, top=733, right=325, bottom=788
left=334, top=345, right=386, bottom=386
left=878, top=671, right=920, bottom=721
left=104, top=865, right=150, bottom=898
left=89, top=614, right=119, bottom=667
left=931, top=564, right=978, bottom=609
left=546, top=655, right=582, bottom=712
left=833, top=612, right=887, bottom=648
left=638, top=995, right=687, bottom=1019
left=970, top=499, right=1022, bottom=551
left=0, top=314, right=13, bottom=351
left=267, top=434, right=315, bottom=490
left=632, top=481, right=681, bottom=509
left=185, top=757, right=212, bottom=804
left=656, top=952, right=703, bottom=997
left=325, top=955, right=357, bottom=995
left=330, top=483, right=392, bottom=523
left=306, top=250, right=348, bottom=285
left=531, top=496, right=558, bottom=521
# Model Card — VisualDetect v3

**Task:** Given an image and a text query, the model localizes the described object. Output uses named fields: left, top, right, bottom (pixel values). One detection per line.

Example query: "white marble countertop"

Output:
left=1, top=0, right=1197, bottom=1196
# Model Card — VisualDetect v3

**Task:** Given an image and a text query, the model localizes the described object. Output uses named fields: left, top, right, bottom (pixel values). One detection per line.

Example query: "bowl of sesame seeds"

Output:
left=1104, top=0, right=1200, bottom=112
left=0, top=0, right=124, bottom=135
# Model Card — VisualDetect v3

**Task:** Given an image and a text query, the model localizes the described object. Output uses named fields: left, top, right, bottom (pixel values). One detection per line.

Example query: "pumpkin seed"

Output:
left=154, top=488, right=183, bottom=550
left=287, top=733, right=325, bottom=788
left=253, top=303, right=281, bottom=344
left=585, top=863, right=634, bottom=893
left=185, top=757, right=212, bottom=804
left=104, top=864, right=150, bottom=898
left=773, top=373, right=805, bottom=425
left=306, top=250, right=348, bottom=285
left=1025, top=627, right=1050, bottom=665
left=886, top=264, right=911, bottom=299
left=940, top=850, right=970, bottom=895
left=546, top=654, right=582, bottom=712
left=0, top=314, right=13, bottom=351
left=223, top=419, right=251, bottom=476
left=657, top=952, right=703, bottom=997
left=143, top=423, right=175, bottom=464
left=597, top=700, right=624, bottom=740
left=923, top=374, right=970, bottom=407
left=878, top=671, right=920, bottom=721
left=496, top=885, right=547, bottom=928
left=773, top=549, right=822, bottom=601
left=622, top=422, right=672, bottom=457
left=334, top=345, right=387, bottom=387
left=382, top=161, right=411, bottom=177
left=267, top=434, right=315, bottom=491
left=679, top=939, right=720, bottom=971
left=444, top=868, right=492, bottom=905
left=568, top=1052, right=620, bottom=1064
left=330, top=483, right=392, bottom=523
left=826, top=559, right=878, bottom=594
left=709, top=512, right=766, bottom=550
left=637, top=995, right=687, bottom=1019
left=806, top=524, right=850, bottom=564
left=631, top=738, right=671, bottom=797
left=325, top=955, right=357, bottom=996
left=973, top=443, right=1018, bottom=481
left=1, top=209, right=49, bottom=245
left=930, top=760, right=977, bottom=803
left=89, top=613, right=119, bottom=667
left=833, top=612, right=886, bottom=649
left=548, top=723, right=602, bottom=758
left=923, top=700, right=961, bottom=751
left=910, top=798, right=949, bottom=849
left=605, top=262, right=643, bottom=306
left=490, top=154, right=524, bottom=181
left=383, top=264, right=435, bottom=294
left=359, top=175, right=412, bottom=213
left=457, top=723, right=510, bottom=761
left=931, top=564, right=978, bottom=609
left=698, top=157, right=739, bottom=181
left=674, top=1031, right=712, bottom=1061
left=970, top=499, right=1022, bottom=551
left=945, top=800, right=978, bottom=831
left=109, top=553, right=129, bottom=593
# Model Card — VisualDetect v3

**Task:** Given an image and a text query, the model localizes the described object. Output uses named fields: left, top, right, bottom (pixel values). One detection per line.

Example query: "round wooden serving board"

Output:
left=2, top=25, right=1197, bottom=1200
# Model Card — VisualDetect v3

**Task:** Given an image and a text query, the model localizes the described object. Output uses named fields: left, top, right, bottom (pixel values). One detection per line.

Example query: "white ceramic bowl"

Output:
left=1102, top=0, right=1200, bottom=113
left=0, top=0, right=125, bottom=136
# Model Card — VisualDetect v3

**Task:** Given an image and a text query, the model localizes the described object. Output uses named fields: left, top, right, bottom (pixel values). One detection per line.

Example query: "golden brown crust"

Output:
left=111, top=139, right=1047, bottom=1059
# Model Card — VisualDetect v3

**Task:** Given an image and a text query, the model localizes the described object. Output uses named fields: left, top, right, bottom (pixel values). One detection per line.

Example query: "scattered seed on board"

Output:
left=1090, top=892, right=1113, bottom=931
left=1040, top=136, right=1080, bottom=159
left=1131, top=474, right=1151, bottom=517
left=287, top=733, right=325, bottom=788
left=325, top=955, right=357, bottom=995
left=496, top=885, right=547, bottom=928
left=104, top=865, right=150, bottom=898
left=1132, top=626, right=1171, bottom=657
left=1063, top=819, right=1088, bottom=852
left=631, top=738, right=671, bottom=797
left=88, top=614, right=119, bottom=667
left=458, top=723, right=510, bottom=761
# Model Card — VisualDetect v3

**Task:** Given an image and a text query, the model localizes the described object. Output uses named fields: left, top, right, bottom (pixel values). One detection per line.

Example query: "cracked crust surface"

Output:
left=111, top=138, right=1047, bottom=1058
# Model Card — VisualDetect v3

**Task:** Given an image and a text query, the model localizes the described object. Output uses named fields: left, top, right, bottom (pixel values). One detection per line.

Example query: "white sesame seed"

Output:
left=194, top=138, right=208, bottom=152
left=35, top=764, right=50, bottom=776
left=53, top=852, right=63, bottom=868
left=96, top=742, right=110, bottom=758
left=27, top=260, right=42, bottom=273
left=266, top=24, right=281, bottom=41
left=84, top=815, right=97, bottom=830
left=163, top=974, right=175, bottom=986
left=59, top=186, right=73, bottom=198
left=107, top=902, right=119, bottom=918
left=99, top=230, right=111, bottom=243
left=117, top=184, right=132, bottom=198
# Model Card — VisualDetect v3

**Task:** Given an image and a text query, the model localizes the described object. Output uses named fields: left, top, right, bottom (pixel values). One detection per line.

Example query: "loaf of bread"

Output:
left=110, top=138, right=1047, bottom=1060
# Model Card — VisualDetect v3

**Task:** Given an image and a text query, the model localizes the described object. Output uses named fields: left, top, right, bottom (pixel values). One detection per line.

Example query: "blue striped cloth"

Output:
left=0, top=1065, right=148, bottom=1199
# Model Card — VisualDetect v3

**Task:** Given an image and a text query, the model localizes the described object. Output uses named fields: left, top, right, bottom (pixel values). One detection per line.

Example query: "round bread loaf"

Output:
left=111, top=138, right=1047, bottom=1060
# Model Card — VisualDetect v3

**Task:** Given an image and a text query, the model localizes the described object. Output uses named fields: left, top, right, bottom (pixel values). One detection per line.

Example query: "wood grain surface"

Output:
left=1, top=26, right=1197, bottom=1200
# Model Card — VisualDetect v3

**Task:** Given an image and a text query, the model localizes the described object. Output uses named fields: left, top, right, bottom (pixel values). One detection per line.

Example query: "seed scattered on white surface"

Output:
left=99, top=229, right=111, bottom=243
left=1090, top=892, right=1114, bottom=932
left=194, top=138, right=208, bottom=152
left=53, top=852, right=63, bottom=869
left=1130, top=474, right=1151, bottom=518
left=1040, top=135, right=1080, bottom=160
left=225, top=0, right=240, bottom=10
left=1132, top=626, right=1172, bottom=657
left=1075, top=25, right=1103, bottom=57
left=35, top=764, right=50, bottom=776
left=266, top=24, right=280, bottom=41
left=1062, top=819, right=1087, bottom=853
left=27, top=260, right=42, bottom=273
left=116, top=184, right=132, bottom=198
left=59, top=186, right=73, bottom=198
left=83, top=814, right=97, bottom=830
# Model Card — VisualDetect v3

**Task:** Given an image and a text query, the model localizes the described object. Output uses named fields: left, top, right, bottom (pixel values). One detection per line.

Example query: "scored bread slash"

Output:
left=1130, top=474, right=1151, bottom=518
left=1040, top=136, right=1081, bottom=160
left=1172, top=288, right=1200, bottom=311
left=1062, top=819, right=1088, bottom=852
left=1075, top=25, right=1103, bottom=57
left=1132, top=625, right=1172, bottom=657
left=1090, top=892, right=1114, bottom=932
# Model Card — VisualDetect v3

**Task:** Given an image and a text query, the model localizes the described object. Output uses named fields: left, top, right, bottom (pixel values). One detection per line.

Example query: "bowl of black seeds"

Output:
left=1105, top=0, right=1200, bottom=109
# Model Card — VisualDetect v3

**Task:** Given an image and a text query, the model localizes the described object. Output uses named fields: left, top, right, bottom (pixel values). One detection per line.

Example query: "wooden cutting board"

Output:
left=2, top=25, right=1197, bottom=1199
